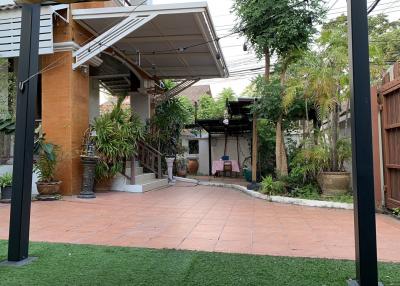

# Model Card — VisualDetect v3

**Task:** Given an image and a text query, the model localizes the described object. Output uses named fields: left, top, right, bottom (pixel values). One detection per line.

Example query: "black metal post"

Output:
left=347, top=1, right=379, bottom=285
left=208, top=133, right=212, bottom=176
left=8, top=4, right=41, bottom=262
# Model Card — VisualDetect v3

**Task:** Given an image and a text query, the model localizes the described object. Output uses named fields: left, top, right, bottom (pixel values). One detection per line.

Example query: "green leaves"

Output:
left=233, top=0, right=324, bottom=58
left=93, top=97, right=144, bottom=180
left=33, top=135, right=59, bottom=183
left=250, top=76, right=283, bottom=122
left=0, top=172, right=12, bottom=188
left=147, top=97, right=191, bottom=157
left=0, top=117, right=15, bottom=134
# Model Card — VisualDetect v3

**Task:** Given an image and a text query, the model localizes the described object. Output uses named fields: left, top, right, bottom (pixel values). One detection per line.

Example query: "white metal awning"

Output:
left=0, top=4, right=68, bottom=58
left=72, top=2, right=228, bottom=79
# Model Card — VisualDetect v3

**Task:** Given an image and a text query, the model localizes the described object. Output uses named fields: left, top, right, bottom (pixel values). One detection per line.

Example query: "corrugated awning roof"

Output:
left=72, top=2, right=228, bottom=79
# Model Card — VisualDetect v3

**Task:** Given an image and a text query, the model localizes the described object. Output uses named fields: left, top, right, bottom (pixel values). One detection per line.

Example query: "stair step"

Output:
left=126, top=161, right=141, bottom=168
left=133, top=173, right=156, bottom=184
left=125, top=167, right=143, bottom=176
left=142, top=179, right=169, bottom=192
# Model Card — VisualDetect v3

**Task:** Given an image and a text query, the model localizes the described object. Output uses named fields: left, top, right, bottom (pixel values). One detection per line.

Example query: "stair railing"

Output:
left=128, top=140, right=163, bottom=185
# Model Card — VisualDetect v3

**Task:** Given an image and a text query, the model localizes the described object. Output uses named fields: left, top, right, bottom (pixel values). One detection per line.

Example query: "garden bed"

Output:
left=175, top=177, right=353, bottom=210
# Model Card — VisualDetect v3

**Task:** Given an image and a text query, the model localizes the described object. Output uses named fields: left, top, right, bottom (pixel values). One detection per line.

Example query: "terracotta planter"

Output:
left=187, top=158, right=199, bottom=175
left=1, top=186, right=12, bottom=201
left=317, top=172, right=350, bottom=196
left=36, top=181, right=62, bottom=196
left=94, top=178, right=113, bottom=193
left=176, top=168, right=187, bottom=177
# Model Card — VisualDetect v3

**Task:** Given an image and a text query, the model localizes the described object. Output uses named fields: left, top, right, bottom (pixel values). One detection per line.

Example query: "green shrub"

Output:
left=93, top=96, right=144, bottom=180
left=0, top=173, right=12, bottom=188
left=291, top=184, right=320, bottom=200
left=393, top=208, right=400, bottom=217
left=291, top=144, right=329, bottom=182
left=33, top=137, right=59, bottom=183
left=336, top=138, right=352, bottom=171
left=260, top=176, right=286, bottom=195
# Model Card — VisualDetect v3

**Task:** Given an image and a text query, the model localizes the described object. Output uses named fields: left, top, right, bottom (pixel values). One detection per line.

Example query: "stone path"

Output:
left=1, top=182, right=399, bottom=262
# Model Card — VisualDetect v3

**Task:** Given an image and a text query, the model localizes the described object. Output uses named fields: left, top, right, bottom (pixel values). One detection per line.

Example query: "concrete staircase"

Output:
left=124, top=161, right=168, bottom=192
left=95, top=161, right=168, bottom=193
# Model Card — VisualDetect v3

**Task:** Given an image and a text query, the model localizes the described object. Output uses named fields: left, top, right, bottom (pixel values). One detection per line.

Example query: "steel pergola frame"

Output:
left=6, top=1, right=381, bottom=285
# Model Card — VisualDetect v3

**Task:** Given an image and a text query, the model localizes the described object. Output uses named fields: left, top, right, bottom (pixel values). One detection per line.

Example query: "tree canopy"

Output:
left=197, top=88, right=236, bottom=120
left=232, top=0, right=324, bottom=59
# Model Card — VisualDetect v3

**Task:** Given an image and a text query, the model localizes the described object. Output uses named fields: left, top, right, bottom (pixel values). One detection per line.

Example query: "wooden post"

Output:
left=130, top=157, right=136, bottom=185
left=251, top=114, right=257, bottom=182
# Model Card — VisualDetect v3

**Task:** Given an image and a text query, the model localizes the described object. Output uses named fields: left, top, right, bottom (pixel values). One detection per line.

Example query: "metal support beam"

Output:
left=8, top=4, right=40, bottom=262
left=347, top=0, right=379, bottom=285
left=208, top=133, right=212, bottom=176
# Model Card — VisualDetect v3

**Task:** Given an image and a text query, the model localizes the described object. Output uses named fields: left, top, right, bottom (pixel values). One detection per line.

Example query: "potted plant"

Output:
left=33, top=137, right=61, bottom=196
left=0, top=173, right=12, bottom=202
left=291, top=138, right=352, bottom=196
left=316, top=138, right=352, bottom=196
left=175, top=157, right=188, bottom=177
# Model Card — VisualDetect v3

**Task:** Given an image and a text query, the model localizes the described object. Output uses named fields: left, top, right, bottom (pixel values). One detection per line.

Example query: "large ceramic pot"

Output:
left=36, top=181, right=62, bottom=196
left=0, top=186, right=12, bottom=201
left=317, top=172, right=351, bottom=196
left=187, top=158, right=199, bottom=175
left=176, top=167, right=187, bottom=177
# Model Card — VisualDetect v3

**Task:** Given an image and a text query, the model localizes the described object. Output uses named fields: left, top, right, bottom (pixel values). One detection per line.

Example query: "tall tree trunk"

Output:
left=305, top=98, right=309, bottom=141
left=275, top=63, right=289, bottom=177
left=275, top=116, right=288, bottom=176
left=330, top=101, right=339, bottom=172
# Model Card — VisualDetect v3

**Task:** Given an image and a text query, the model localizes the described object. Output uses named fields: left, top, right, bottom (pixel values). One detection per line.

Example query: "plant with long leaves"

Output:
left=33, top=133, right=59, bottom=183
left=93, top=96, right=144, bottom=180
left=0, top=117, right=15, bottom=134
left=147, top=97, right=191, bottom=157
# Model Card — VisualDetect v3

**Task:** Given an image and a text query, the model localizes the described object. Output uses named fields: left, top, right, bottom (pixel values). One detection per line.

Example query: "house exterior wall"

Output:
left=42, top=51, right=89, bottom=196
left=211, top=135, right=251, bottom=171
left=41, top=2, right=98, bottom=196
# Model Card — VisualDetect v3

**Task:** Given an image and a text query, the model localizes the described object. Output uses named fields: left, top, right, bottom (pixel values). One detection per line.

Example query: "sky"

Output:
left=153, top=0, right=400, bottom=97
left=1, top=0, right=398, bottom=98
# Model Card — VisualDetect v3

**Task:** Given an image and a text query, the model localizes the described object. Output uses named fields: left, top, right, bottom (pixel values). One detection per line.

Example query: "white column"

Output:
left=89, top=78, right=100, bottom=123
left=129, top=91, right=151, bottom=123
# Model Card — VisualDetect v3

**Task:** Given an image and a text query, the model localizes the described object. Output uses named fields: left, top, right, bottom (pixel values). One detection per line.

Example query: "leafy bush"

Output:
left=393, top=208, right=400, bottom=217
left=0, top=117, right=15, bottom=134
left=33, top=141, right=58, bottom=183
left=147, top=97, right=191, bottom=157
left=93, top=96, right=144, bottom=180
left=291, top=184, right=320, bottom=200
left=0, top=173, right=12, bottom=188
left=336, top=138, right=352, bottom=171
left=290, top=144, right=329, bottom=182
left=260, top=176, right=286, bottom=195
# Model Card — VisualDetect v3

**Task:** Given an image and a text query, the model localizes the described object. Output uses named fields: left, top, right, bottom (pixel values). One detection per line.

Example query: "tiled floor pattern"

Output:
left=1, top=182, right=399, bottom=262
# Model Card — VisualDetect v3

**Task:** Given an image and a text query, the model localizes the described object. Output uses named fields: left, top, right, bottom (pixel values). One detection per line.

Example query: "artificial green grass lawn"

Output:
left=0, top=241, right=399, bottom=286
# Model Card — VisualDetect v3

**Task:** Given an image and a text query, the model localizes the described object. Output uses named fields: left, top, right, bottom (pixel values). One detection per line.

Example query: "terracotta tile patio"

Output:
left=1, top=182, right=400, bottom=262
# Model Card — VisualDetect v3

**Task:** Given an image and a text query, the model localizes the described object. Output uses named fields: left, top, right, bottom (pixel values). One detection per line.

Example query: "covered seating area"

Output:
left=191, top=98, right=255, bottom=177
